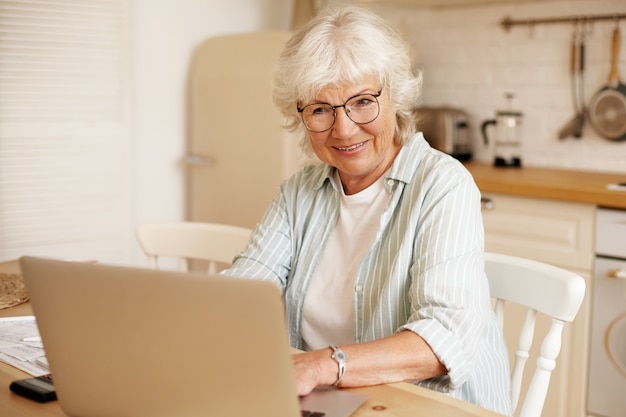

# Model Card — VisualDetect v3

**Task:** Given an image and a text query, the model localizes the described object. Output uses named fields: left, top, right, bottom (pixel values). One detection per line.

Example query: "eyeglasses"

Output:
left=297, top=89, right=382, bottom=133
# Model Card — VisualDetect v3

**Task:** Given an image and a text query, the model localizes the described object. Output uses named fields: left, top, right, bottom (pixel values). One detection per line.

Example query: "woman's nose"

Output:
left=331, top=106, right=359, bottom=137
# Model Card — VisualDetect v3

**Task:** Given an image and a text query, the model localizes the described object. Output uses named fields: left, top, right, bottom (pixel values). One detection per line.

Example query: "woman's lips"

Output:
left=334, top=141, right=367, bottom=152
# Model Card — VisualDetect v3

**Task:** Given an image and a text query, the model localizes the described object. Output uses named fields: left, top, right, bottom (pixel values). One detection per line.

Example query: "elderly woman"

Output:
left=222, top=6, right=511, bottom=416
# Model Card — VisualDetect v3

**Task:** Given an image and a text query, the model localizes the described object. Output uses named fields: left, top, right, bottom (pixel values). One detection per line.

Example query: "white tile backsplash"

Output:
left=371, top=0, right=626, bottom=173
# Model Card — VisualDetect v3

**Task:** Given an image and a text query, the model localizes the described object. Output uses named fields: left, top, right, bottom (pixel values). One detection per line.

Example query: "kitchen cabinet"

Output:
left=481, top=193, right=594, bottom=417
left=481, top=193, right=594, bottom=271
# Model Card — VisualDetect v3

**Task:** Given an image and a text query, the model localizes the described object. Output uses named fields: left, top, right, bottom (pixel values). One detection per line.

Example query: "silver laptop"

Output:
left=19, top=256, right=367, bottom=417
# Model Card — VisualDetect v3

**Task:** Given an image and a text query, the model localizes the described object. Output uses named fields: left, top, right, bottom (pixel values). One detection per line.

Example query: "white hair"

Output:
left=272, top=6, right=422, bottom=155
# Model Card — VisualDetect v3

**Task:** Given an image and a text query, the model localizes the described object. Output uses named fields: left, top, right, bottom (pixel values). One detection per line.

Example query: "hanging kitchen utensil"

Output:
left=589, top=24, right=626, bottom=141
left=558, top=27, right=579, bottom=139
left=575, top=26, right=587, bottom=137
left=559, top=23, right=586, bottom=140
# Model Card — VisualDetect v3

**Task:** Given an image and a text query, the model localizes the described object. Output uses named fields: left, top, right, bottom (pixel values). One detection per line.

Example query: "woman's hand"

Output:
left=292, top=348, right=337, bottom=396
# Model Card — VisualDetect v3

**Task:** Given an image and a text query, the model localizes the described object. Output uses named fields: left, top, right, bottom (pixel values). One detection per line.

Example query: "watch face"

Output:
left=335, top=351, right=346, bottom=361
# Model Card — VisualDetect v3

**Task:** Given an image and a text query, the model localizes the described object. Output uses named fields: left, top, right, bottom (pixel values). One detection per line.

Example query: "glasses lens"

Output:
left=345, top=94, right=380, bottom=124
left=301, top=103, right=335, bottom=132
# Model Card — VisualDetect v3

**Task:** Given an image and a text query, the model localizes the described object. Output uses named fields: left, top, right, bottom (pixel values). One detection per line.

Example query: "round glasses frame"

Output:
left=297, top=89, right=382, bottom=133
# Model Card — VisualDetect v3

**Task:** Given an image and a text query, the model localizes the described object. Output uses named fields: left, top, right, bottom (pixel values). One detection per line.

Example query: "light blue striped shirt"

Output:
left=223, top=133, right=512, bottom=415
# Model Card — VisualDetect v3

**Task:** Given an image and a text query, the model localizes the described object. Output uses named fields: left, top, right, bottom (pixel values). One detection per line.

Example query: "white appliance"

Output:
left=587, top=207, right=626, bottom=417
left=185, top=30, right=311, bottom=229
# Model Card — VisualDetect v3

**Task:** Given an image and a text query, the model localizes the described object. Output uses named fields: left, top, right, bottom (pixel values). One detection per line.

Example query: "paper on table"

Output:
left=0, top=316, right=49, bottom=376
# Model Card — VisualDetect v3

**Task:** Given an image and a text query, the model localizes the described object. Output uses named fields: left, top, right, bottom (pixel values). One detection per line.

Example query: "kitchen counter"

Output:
left=464, top=163, right=626, bottom=210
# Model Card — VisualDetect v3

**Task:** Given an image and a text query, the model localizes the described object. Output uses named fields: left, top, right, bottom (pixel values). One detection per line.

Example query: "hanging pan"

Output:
left=589, top=25, right=626, bottom=141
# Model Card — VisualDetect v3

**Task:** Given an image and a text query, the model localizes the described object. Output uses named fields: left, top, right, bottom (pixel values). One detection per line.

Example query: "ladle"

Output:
left=558, top=24, right=586, bottom=139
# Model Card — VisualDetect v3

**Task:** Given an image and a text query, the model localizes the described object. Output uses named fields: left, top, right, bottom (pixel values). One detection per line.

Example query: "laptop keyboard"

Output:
left=301, top=410, right=326, bottom=417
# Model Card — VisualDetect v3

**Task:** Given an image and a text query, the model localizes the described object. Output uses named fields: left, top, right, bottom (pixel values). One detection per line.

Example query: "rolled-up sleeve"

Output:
left=399, top=162, right=490, bottom=390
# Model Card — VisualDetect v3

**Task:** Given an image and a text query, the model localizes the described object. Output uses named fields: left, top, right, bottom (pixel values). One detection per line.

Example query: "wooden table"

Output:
left=0, top=303, right=503, bottom=417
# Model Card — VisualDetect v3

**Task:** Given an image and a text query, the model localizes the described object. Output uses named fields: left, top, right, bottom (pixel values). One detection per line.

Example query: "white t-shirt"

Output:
left=302, top=173, right=390, bottom=350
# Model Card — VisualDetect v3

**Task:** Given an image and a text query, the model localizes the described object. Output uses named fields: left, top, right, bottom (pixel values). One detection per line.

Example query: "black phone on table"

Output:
left=9, top=374, right=57, bottom=402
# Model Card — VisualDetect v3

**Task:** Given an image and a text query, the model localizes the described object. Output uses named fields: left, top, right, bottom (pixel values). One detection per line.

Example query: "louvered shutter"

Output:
left=0, top=0, right=132, bottom=262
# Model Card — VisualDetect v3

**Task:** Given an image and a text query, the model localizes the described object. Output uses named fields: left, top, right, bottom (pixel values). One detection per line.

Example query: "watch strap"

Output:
left=329, top=345, right=347, bottom=387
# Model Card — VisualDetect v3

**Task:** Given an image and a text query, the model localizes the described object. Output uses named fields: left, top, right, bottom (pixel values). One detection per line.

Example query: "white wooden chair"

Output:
left=484, top=252, right=586, bottom=417
left=137, top=222, right=252, bottom=274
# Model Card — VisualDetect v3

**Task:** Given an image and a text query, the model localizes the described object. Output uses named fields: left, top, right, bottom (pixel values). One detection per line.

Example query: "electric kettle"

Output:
left=481, top=105, right=523, bottom=167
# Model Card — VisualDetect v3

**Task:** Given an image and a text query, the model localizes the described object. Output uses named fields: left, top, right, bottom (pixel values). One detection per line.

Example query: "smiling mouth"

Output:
left=336, top=141, right=366, bottom=152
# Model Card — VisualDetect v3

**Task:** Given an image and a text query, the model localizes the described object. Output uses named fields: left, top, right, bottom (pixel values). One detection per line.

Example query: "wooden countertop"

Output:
left=464, top=163, right=626, bottom=210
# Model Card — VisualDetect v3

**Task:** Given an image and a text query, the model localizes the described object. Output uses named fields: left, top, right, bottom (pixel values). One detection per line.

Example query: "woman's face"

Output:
left=302, top=80, right=400, bottom=195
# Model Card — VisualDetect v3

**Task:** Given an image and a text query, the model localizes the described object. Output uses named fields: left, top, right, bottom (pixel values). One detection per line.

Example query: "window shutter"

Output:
left=0, top=0, right=132, bottom=262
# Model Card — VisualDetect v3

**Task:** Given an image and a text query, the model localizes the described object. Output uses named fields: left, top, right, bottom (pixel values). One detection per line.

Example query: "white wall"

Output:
left=130, top=0, right=292, bottom=263
left=369, top=0, right=626, bottom=172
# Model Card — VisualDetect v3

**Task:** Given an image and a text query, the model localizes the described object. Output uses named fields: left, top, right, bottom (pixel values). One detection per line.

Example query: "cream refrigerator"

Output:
left=185, top=30, right=310, bottom=229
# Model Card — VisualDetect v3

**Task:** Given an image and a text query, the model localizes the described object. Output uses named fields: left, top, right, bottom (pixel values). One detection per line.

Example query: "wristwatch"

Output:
left=329, top=345, right=347, bottom=387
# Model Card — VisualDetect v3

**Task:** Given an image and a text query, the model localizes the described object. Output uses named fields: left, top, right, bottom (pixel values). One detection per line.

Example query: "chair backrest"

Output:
left=137, top=222, right=252, bottom=274
left=484, top=252, right=586, bottom=417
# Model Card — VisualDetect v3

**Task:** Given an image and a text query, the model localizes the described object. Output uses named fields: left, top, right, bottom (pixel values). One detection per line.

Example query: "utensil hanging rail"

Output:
left=501, top=13, right=626, bottom=32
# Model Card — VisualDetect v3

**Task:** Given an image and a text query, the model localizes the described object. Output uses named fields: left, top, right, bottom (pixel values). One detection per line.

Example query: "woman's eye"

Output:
left=310, top=105, right=331, bottom=115
left=353, top=97, right=374, bottom=107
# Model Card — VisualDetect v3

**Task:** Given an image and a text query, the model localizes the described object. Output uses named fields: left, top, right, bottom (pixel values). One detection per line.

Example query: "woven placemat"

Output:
left=0, top=260, right=29, bottom=309
left=0, top=272, right=29, bottom=309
